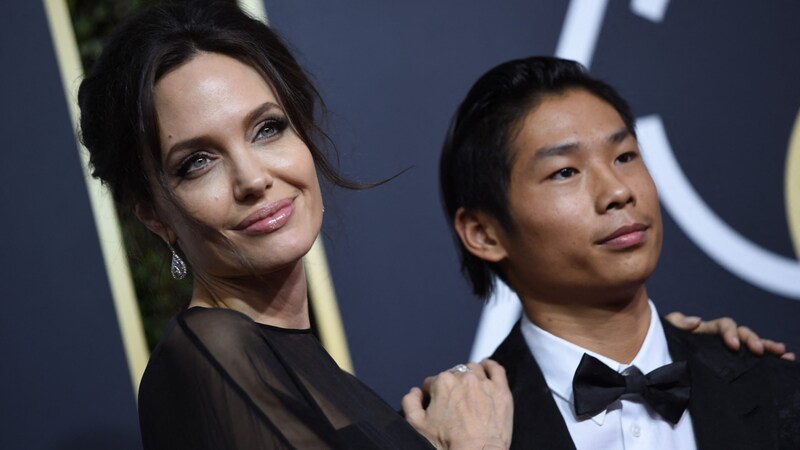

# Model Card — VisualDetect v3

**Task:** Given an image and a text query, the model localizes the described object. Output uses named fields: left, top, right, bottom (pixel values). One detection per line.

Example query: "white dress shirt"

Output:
left=520, top=301, right=698, bottom=450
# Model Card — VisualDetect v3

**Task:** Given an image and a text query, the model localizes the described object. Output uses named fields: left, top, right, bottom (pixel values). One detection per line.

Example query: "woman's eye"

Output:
left=177, top=153, right=212, bottom=177
left=255, top=117, right=289, bottom=141
left=550, top=167, right=578, bottom=180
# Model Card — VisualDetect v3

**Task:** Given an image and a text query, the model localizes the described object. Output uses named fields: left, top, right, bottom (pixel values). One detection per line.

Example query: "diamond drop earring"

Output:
left=169, top=243, right=188, bottom=280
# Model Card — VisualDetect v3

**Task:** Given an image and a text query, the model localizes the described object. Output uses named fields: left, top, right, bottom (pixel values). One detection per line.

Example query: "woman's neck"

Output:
left=188, top=259, right=311, bottom=329
left=520, top=285, right=652, bottom=364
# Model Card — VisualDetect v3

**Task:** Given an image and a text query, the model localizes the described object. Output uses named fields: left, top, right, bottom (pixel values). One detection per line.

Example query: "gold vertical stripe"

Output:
left=42, top=0, right=149, bottom=397
left=303, top=238, right=354, bottom=373
left=235, top=0, right=354, bottom=373
left=786, top=108, right=800, bottom=259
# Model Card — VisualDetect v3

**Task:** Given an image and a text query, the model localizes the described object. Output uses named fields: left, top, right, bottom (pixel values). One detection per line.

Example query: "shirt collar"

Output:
left=520, top=300, right=673, bottom=425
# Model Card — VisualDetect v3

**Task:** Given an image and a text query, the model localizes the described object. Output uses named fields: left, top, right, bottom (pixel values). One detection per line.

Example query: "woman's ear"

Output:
left=133, top=203, right=176, bottom=244
left=453, top=208, right=508, bottom=263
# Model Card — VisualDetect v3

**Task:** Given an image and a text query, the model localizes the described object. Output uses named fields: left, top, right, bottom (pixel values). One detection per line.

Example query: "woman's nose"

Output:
left=232, top=149, right=273, bottom=202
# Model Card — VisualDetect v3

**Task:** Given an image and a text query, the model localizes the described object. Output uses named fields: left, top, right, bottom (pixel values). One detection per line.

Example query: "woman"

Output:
left=77, top=1, right=788, bottom=449
left=78, top=1, right=510, bottom=448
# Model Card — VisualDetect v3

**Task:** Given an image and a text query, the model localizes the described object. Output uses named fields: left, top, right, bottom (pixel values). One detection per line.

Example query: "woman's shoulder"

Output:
left=141, top=306, right=316, bottom=393
left=179, top=306, right=261, bottom=340
left=154, top=307, right=268, bottom=365
left=140, top=307, right=281, bottom=400
left=138, top=308, right=301, bottom=448
left=142, top=309, right=257, bottom=379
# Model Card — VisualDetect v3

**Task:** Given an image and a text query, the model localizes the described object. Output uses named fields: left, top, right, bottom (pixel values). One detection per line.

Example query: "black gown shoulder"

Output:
left=138, top=307, right=433, bottom=449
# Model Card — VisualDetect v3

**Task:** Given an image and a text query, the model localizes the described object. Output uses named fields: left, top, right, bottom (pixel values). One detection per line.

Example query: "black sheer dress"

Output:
left=138, top=307, right=434, bottom=449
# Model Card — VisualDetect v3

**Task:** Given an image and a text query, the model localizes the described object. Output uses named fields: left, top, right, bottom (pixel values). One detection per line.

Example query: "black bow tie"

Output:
left=572, top=353, right=690, bottom=424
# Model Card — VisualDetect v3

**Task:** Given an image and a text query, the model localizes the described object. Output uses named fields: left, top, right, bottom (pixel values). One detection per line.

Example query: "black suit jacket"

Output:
left=491, top=319, right=800, bottom=449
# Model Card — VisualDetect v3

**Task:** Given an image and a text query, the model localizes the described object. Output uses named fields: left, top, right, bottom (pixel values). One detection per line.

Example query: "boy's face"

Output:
left=494, top=89, right=662, bottom=303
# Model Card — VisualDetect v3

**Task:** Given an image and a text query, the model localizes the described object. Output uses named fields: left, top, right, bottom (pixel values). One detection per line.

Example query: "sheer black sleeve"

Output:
left=138, top=307, right=432, bottom=449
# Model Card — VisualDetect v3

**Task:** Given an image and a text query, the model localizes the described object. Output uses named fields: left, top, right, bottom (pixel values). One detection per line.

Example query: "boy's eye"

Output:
left=550, top=167, right=578, bottom=180
left=616, top=151, right=638, bottom=163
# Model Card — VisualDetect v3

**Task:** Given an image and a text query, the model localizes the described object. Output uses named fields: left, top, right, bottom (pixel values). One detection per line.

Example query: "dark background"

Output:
left=2, top=1, right=797, bottom=448
left=1, top=1, right=141, bottom=449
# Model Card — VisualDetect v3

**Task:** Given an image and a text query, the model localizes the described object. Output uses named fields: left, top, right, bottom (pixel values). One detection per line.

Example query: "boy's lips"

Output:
left=597, top=223, right=649, bottom=246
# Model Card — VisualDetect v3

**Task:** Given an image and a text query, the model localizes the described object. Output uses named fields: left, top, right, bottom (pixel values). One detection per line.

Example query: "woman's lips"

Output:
left=235, top=198, right=294, bottom=235
left=597, top=223, right=648, bottom=248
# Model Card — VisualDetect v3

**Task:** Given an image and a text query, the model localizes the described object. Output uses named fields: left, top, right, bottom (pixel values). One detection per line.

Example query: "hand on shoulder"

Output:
left=666, top=312, right=795, bottom=360
left=401, top=359, right=513, bottom=450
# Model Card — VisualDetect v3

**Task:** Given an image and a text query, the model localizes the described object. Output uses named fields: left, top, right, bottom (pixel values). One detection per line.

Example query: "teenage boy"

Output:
left=439, top=56, right=800, bottom=449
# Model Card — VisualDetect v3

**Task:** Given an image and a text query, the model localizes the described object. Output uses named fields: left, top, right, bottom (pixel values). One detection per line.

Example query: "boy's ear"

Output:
left=453, top=208, right=509, bottom=263
left=133, top=203, right=176, bottom=244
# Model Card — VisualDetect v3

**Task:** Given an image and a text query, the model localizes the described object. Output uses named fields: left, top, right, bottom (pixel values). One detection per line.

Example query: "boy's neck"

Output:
left=520, top=286, right=652, bottom=364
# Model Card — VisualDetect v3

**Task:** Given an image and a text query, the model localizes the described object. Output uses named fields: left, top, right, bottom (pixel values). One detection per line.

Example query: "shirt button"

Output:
left=631, top=425, right=641, bottom=437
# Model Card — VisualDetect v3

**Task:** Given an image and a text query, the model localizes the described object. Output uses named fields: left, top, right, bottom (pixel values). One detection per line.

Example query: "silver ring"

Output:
left=449, top=363, right=470, bottom=374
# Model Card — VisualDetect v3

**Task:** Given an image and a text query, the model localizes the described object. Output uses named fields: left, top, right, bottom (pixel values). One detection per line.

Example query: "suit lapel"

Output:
left=492, top=323, right=577, bottom=450
left=494, top=318, right=780, bottom=450
left=663, top=320, right=778, bottom=450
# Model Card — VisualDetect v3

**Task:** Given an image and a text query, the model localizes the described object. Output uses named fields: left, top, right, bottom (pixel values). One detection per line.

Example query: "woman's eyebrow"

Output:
left=243, top=101, right=282, bottom=127
left=167, top=136, right=215, bottom=158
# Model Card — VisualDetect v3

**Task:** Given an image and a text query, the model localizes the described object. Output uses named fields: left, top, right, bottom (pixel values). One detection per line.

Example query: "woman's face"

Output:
left=148, top=52, right=322, bottom=278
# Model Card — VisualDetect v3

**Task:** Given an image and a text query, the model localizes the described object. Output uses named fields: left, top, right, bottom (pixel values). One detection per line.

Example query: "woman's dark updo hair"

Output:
left=78, top=0, right=354, bottom=212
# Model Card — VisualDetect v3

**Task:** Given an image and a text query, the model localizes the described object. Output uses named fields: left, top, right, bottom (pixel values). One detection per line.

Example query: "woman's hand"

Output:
left=401, top=359, right=513, bottom=450
left=666, top=312, right=795, bottom=360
